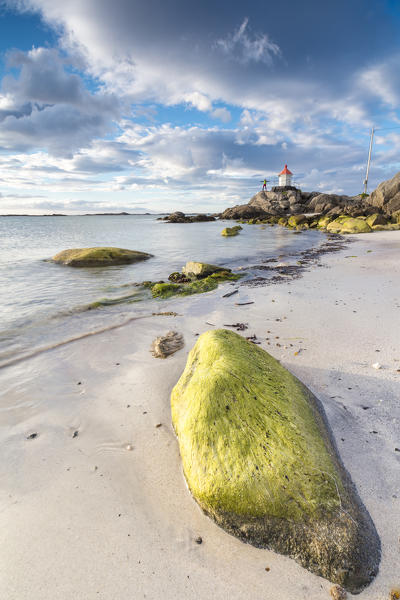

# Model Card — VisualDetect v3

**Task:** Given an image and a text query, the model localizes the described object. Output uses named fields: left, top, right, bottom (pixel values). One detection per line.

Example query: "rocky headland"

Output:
left=217, top=171, right=400, bottom=235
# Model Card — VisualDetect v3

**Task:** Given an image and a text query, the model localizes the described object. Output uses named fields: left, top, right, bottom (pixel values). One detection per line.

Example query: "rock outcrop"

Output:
left=171, top=329, right=380, bottom=593
left=368, top=171, right=400, bottom=216
left=220, top=203, right=269, bottom=220
left=52, top=247, right=153, bottom=267
left=161, top=211, right=215, bottom=223
left=220, top=172, right=400, bottom=223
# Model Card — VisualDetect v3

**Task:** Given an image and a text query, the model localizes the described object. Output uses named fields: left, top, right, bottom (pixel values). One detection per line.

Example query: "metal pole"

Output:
left=364, top=127, right=374, bottom=194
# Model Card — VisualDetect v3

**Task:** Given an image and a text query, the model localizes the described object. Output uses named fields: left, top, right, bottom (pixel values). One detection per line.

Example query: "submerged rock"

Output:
left=151, top=271, right=240, bottom=299
left=221, top=226, right=242, bottom=236
left=52, top=247, right=152, bottom=267
left=171, top=329, right=380, bottom=593
left=151, top=331, right=184, bottom=358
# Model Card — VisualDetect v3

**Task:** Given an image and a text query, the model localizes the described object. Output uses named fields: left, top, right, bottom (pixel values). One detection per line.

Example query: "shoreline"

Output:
left=1, top=231, right=399, bottom=599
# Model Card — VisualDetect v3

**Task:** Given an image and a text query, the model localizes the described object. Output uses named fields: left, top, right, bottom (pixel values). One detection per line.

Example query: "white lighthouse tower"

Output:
left=278, top=164, right=293, bottom=187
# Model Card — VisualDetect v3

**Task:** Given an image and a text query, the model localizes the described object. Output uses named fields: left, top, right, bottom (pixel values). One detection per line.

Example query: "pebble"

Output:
left=330, top=584, right=347, bottom=599
left=372, top=362, right=382, bottom=369
left=26, top=432, right=38, bottom=440
left=195, top=536, right=202, bottom=544
left=72, top=430, right=79, bottom=438
left=155, top=423, right=162, bottom=428
left=125, top=444, right=133, bottom=451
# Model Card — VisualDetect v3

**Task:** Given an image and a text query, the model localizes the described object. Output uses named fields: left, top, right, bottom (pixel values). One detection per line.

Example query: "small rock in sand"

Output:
left=125, top=444, right=133, bottom=451
left=330, top=584, right=347, bottom=599
left=195, top=536, right=202, bottom=544
left=151, top=331, right=184, bottom=359
left=372, top=362, right=382, bottom=369
left=26, top=432, right=38, bottom=440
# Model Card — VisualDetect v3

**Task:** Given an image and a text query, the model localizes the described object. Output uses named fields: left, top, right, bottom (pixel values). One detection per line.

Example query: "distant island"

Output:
left=0, top=212, right=159, bottom=217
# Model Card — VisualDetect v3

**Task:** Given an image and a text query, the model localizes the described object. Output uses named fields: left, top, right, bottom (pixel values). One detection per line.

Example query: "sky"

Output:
left=0, top=1, right=400, bottom=214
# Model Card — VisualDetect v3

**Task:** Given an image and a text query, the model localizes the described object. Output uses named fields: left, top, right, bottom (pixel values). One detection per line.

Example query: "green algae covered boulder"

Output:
left=171, top=329, right=380, bottom=593
left=366, top=213, right=387, bottom=228
left=150, top=271, right=241, bottom=299
left=182, top=261, right=229, bottom=278
left=52, top=247, right=152, bottom=267
left=221, top=226, right=242, bottom=236
left=327, top=218, right=372, bottom=234
left=317, top=215, right=333, bottom=229
left=288, top=214, right=307, bottom=227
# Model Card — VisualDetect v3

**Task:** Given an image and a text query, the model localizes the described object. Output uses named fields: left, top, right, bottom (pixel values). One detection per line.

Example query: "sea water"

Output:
left=0, top=215, right=324, bottom=365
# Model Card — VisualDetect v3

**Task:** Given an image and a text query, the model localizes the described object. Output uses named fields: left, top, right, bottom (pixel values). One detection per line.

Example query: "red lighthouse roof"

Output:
left=279, top=164, right=293, bottom=175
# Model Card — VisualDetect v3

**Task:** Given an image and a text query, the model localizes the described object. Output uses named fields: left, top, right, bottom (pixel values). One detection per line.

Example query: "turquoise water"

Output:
left=0, top=215, right=324, bottom=364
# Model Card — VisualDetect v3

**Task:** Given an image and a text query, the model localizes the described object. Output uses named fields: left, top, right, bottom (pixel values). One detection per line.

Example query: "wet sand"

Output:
left=0, top=231, right=399, bottom=599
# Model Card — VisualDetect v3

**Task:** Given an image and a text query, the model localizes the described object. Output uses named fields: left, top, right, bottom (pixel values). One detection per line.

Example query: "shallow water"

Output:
left=0, top=215, right=324, bottom=364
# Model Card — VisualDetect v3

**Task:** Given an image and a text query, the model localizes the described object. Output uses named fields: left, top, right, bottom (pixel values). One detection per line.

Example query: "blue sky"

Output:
left=0, top=0, right=400, bottom=213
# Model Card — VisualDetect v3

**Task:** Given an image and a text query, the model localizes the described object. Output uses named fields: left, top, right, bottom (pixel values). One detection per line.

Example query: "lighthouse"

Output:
left=278, top=164, right=293, bottom=187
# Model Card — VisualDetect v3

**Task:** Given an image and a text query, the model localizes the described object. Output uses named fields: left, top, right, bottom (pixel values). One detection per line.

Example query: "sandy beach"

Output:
left=1, top=230, right=399, bottom=600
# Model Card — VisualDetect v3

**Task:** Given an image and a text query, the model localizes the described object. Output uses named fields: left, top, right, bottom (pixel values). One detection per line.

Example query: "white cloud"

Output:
left=216, top=17, right=281, bottom=65
left=211, top=107, right=231, bottom=123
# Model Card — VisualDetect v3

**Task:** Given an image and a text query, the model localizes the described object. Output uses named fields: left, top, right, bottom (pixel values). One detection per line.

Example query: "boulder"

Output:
left=288, top=203, right=303, bottom=214
left=368, top=171, right=400, bottom=216
left=327, top=218, right=372, bottom=234
left=182, top=262, right=229, bottom=278
left=317, top=215, right=333, bottom=229
left=366, top=213, right=387, bottom=228
left=220, top=204, right=268, bottom=220
left=164, top=211, right=215, bottom=223
left=288, top=214, right=307, bottom=227
left=52, top=247, right=153, bottom=267
left=371, top=223, right=400, bottom=231
left=171, top=330, right=380, bottom=592
left=151, top=331, right=184, bottom=358
left=221, top=226, right=241, bottom=237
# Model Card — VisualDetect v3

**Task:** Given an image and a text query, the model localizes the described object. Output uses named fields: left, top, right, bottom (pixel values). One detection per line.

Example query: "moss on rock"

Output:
left=317, top=215, right=333, bottom=229
left=371, top=223, right=400, bottom=231
left=327, top=217, right=372, bottom=234
left=52, top=247, right=152, bottom=267
left=221, top=226, right=242, bottom=236
left=288, top=214, right=307, bottom=227
left=150, top=271, right=241, bottom=299
left=171, top=329, right=380, bottom=592
left=366, top=214, right=387, bottom=227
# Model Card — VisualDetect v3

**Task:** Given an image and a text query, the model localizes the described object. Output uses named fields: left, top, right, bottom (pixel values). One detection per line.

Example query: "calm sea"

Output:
left=0, top=215, right=324, bottom=365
